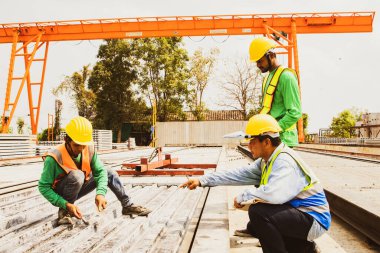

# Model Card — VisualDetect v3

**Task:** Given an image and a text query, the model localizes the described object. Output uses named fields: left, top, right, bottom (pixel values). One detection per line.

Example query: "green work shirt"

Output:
left=38, top=150, right=108, bottom=210
left=262, top=68, right=302, bottom=147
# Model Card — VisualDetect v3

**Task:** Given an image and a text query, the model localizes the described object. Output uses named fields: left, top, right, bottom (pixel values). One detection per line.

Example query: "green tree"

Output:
left=302, top=113, right=309, bottom=135
left=330, top=109, right=356, bottom=138
left=88, top=39, right=148, bottom=141
left=187, top=48, right=219, bottom=120
left=53, top=100, right=63, bottom=140
left=53, top=64, right=96, bottom=120
left=16, top=117, right=25, bottom=134
left=135, top=37, right=190, bottom=121
left=37, top=128, right=48, bottom=141
left=219, top=58, right=262, bottom=120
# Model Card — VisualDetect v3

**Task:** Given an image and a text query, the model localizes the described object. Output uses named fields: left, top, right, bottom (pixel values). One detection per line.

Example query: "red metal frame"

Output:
left=117, top=148, right=217, bottom=176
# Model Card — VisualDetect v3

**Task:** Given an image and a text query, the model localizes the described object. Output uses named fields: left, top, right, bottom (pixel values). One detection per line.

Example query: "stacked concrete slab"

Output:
left=0, top=134, right=36, bottom=159
left=93, top=129, right=112, bottom=151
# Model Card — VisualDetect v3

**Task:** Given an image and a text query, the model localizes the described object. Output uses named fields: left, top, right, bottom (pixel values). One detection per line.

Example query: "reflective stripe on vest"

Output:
left=260, top=145, right=317, bottom=190
left=43, top=144, right=94, bottom=182
left=260, top=66, right=298, bottom=132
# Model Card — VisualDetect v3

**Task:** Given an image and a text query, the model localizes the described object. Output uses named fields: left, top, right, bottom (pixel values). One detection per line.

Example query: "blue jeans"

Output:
left=55, top=168, right=132, bottom=208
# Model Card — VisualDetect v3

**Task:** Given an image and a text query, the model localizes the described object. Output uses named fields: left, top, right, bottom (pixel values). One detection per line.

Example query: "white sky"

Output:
left=0, top=0, right=379, bottom=134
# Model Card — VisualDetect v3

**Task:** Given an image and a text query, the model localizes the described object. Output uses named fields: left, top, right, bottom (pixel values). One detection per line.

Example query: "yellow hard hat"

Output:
left=249, top=37, right=277, bottom=62
left=65, top=116, right=93, bottom=145
left=245, top=114, right=282, bottom=137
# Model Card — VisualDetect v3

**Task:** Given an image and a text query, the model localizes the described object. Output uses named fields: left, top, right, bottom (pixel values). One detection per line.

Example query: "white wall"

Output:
left=156, top=121, right=247, bottom=146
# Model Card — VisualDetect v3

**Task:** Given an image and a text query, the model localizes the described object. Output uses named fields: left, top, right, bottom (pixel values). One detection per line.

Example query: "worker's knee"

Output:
left=67, top=170, right=85, bottom=186
left=106, top=168, right=120, bottom=183
left=248, top=203, right=268, bottom=221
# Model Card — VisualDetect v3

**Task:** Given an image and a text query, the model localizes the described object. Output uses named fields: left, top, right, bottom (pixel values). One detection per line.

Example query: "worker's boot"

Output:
left=233, top=229, right=254, bottom=237
left=305, top=241, right=321, bottom=253
left=122, top=205, right=151, bottom=217
left=57, top=208, right=74, bottom=225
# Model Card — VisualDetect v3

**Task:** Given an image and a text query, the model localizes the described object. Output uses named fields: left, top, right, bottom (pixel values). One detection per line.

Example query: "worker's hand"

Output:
left=95, top=194, right=107, bottom=212
left=179, top=178, right=200, bottom=190
left=234, top=197, right=244, bottom=209
left=66, top=202, right=83, bottom=219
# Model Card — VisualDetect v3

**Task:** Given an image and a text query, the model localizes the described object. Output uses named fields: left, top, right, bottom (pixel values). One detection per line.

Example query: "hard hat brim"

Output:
left=72, top=139, right=94, bottom=146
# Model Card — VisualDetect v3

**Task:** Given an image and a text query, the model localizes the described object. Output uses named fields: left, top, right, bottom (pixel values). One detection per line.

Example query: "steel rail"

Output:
left=294, top=146, right=380, bottom=163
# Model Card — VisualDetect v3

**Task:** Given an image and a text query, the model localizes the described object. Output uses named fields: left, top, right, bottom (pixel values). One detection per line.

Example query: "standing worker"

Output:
left=38, top=116, right=151, bottom=225
left=180, top=114, right=330, bottom=253
left=250, top=37, right=302, bottom=147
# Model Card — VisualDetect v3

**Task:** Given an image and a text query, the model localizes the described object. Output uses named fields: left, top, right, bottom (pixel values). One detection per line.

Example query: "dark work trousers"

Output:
left=246, top=203, right=315, bottom=253
left=55, top=168, right=132, bottom=208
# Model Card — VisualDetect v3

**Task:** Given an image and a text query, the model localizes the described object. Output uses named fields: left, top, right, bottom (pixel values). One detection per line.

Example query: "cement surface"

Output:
left=0, top=146, right=377, bottom=252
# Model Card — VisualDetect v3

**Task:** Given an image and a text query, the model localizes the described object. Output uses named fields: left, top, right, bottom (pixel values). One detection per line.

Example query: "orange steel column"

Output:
left=1, top=31, right=46, bottom=134
left=1, top=30, right=18, bottom=133
left=287, top=33, right=293, bottom=68
left=24, top=41, right=49, bottom=134
left=291, top=20, right=305, bottom=143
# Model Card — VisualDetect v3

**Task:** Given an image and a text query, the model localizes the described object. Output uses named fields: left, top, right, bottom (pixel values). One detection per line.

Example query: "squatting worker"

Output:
left=38, top=116, right=151, bottom=225
left=180, top=114, right=330, bottom=253
left=250, top=37, right=302, bottom=147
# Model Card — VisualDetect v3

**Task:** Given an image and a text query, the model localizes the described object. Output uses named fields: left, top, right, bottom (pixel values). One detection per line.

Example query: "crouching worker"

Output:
left=180, top=114, right=330, bottom=253
left=38, top=116, right=151, bottom=225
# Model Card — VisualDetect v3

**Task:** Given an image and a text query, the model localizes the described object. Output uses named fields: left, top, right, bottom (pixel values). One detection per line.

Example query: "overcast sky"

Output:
left=0, top=0, right=379, bottom=133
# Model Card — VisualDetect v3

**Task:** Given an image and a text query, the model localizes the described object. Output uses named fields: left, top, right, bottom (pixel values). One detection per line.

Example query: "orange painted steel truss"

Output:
left=0, top=12, right=375, bottom=136
left=0, top=12, right=374, bottom=42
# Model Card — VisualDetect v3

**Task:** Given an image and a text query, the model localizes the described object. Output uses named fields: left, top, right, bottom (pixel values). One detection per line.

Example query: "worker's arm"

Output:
left=198, top=159, right=262, bottom=187
left=90, top=151, right=108, bottom=196
left=277, top=70, right=302, bottom=131
left=235, top=153, right=308, bottom=204
left=38, top=157, right=68, bottom=209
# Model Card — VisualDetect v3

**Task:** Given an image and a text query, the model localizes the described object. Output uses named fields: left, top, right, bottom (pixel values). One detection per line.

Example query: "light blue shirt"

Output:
left=199, top=144, right=309, bottom=204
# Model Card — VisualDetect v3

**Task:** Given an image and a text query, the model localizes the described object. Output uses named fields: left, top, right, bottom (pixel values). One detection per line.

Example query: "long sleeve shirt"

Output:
left=38, top=151, right=107, bottom=209
left=262, top=68, right=302, bottom=147
left=199, top=144, right=309, bottom=204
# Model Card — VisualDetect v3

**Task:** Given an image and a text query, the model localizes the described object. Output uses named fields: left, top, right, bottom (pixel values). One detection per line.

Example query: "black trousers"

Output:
left=247, top=203, right=315, bottom=253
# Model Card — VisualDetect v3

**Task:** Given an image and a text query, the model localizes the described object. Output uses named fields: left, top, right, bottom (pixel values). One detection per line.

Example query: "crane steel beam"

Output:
left=0, top=12, right=374, bottom=43
left=0, top=11, right=375, bottom=135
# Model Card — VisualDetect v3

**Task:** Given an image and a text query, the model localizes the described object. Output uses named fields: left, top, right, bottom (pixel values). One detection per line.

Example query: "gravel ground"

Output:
left=328, top=214, right=380, bottom=253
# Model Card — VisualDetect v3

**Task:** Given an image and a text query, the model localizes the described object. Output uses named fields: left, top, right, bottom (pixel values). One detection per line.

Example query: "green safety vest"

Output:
left=260, top=145, right=317, bottom=190
left=260, top=66, right=298, bottom=132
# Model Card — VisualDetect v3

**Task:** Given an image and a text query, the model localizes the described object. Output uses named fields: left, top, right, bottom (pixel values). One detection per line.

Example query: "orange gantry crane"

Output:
left=0, top=11, right=375, bottom=142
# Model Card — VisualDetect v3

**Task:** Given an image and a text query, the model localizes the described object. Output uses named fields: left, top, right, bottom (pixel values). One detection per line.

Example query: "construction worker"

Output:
left=180, top=114, right=330, bottom=253
left=38, top=116, right=151, bottom=225
left=250, top=37, right=302, bottom=147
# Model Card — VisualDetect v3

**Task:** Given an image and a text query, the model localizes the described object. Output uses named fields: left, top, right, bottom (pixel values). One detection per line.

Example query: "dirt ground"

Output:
left=328, top=214, right=380, bottom=253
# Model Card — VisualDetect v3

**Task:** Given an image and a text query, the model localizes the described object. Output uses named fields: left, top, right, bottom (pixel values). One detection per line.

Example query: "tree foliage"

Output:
left=53, top=65, right=96, bottom=120
left=54, top=100, right=63, bottom=140
left=134, top=37, right=190, bottom=121
left=330, top=109, right=356, bottom=138
left=219, top=58, right=262, bottom=119
left=37, top=128, right=48, bottom=141
left=187, top=48, right=219, bottom=120
left=88, top=39, right=148, bottom=140
left=16, top=117, right=25, bottom=134
left=302, top=113, right=309, bottom=135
